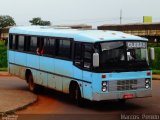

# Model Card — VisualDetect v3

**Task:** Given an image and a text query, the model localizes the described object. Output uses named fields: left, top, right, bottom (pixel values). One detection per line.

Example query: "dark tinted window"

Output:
left=24, top=36, right=30, bottom=51
left=44, top=38, right=55, bottom=56
left=9, top=34, right=18, bottom=50
left=18, top=35, right=25, bottom=51
left=57, top=39, right=71, bottom=59
left=30, top=37, right=37, bottom=52
left=83, top=44, right=93, bottom=69
left=9, top=34, right=13, bottom=49
left=74, top=42, right=82, bottom=67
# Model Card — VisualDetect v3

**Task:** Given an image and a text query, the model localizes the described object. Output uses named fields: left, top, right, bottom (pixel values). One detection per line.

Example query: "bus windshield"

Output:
left=126, top=42, right=148, bottom=62
left=95, top=41, right=149, bottom=72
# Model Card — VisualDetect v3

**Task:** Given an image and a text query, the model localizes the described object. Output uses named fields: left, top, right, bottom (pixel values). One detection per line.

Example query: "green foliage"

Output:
left=148, top=43, right=160, bottom=47
left=29, top=17, right=51, bottom=26
left=0, top=15, right=16, bottom=28
left=150, top=47, right=160, bottom=70
left=0, top=68, right=7, bottom=71
left=152, top=70, right=160, bottom=74
left=0, top=40, right=7, bottom=68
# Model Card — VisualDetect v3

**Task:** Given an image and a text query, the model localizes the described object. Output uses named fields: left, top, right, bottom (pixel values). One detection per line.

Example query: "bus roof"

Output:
left=9, top=26, right=148, bottom=43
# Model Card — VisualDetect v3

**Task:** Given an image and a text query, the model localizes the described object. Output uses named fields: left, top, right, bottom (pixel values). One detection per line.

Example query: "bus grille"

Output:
left=108, top=79, right=145, bottom=92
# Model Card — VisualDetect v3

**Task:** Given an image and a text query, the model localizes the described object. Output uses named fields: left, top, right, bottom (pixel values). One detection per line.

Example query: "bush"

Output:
left=150, top=47, right=160, bottom=70
left=148, top=43, right=160, bottom=47
left=152, top=70, right=160, bottom=74
left=0, top=40, right=7, bottom=68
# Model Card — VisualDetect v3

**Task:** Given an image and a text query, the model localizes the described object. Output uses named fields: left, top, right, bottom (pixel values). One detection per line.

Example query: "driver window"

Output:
left=74, top=42, right=93, bottom=70
left=74, top=42, right=82, bottom=67
left=83, top=44, right=93, bottom=69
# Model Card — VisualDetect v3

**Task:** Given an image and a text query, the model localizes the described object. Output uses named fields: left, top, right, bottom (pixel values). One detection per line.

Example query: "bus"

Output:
left=8, top=26, right=153, bottom=105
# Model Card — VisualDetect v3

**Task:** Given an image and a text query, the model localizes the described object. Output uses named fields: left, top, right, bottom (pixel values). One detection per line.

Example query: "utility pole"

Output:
left=120, top=9, right=122, bottom=24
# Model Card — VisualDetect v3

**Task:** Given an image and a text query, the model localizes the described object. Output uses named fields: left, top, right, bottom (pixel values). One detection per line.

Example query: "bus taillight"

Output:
left=147, top=71, right=151, bottom=76
left=102, top=75, right=106, bottom=78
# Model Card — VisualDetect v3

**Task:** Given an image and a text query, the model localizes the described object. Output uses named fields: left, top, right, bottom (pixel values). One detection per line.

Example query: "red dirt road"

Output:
left=0, top=77, right=160, bottom=120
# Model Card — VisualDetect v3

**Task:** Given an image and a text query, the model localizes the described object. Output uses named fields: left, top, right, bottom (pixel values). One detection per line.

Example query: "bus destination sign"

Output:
left=126, top=42, right=147, bottom=49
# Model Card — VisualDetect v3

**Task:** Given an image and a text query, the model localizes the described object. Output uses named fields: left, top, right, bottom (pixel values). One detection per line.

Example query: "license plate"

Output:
left=123, top=94, right=134, bottom=99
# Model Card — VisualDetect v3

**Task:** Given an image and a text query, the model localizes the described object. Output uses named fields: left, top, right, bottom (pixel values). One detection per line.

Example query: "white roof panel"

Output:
left=9, top=26, right=148, bottom=43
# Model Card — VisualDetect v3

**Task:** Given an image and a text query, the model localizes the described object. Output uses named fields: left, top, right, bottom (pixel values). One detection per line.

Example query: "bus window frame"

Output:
left=73, top=41, right=94, bottom=71
left=8, top=33, right=73, bottom=61
left=9, top=34, right=18, bottom=50
left=43, top=37, right=56, bottom=57
left=18, top=35, right=25, bottom=51
left=73, top=42, right=83, bottom=68
left=56, top=38, right=73, bottom=60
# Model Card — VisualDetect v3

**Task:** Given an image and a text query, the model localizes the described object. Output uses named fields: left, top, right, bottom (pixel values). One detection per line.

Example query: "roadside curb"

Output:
left=1, top=97, right=37, bottom=115
left=0, top=90, right=38, bottom=114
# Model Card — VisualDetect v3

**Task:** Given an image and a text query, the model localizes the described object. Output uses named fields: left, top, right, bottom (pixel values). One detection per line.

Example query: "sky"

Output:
left=0, top=0, right=160, bottom=27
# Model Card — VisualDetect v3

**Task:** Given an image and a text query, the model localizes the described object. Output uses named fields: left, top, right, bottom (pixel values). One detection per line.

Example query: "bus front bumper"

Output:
left=92, top=89, right=152, bottom=101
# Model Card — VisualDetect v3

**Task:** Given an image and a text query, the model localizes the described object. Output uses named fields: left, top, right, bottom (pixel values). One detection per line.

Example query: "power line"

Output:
left=120, top=9, right=122, bottom=24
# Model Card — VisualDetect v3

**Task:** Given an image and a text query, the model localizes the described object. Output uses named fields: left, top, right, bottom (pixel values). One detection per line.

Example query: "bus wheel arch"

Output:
left=25, top=69, right=43, bottom=93
left=69, top=81, right=83, bottom=106
left=25, top=69, right=32, bottom=83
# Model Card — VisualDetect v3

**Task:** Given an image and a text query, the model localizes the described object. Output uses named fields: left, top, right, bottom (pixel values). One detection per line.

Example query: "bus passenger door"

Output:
left=73, top=42, right=83, bottom=88
left=82, top=43, right=93, bottom=100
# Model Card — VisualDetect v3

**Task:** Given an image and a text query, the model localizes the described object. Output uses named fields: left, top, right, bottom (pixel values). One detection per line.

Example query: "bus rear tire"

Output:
left=70, top=83, right=83, bottom=107
left=28, top=74, right=43, bottom=93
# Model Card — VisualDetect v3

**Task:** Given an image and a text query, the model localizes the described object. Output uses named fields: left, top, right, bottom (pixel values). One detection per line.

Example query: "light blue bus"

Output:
left=8, top=26, right=152, bottom=105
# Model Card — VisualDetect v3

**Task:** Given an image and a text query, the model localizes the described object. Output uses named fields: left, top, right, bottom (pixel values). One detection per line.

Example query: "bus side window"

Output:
left=24, top=36, right=31, bottom=51
left=9, top=34, right=18, bottom=50
left=30, top=37, right=37, bottom=53
left=44, top=38, right=55, bottom=56
left=34, top=37, right=44, bottom=55
left=74, top=42, right=82, bottom=67
left=57, top=39, right=71, bottom=59
left=9, top=34, right=13, bottom=49
left=18, top=35, right=25, bottom=51
left=83, top=44, right=93, bottom=69
left=14, top=35, right=18, bottom=50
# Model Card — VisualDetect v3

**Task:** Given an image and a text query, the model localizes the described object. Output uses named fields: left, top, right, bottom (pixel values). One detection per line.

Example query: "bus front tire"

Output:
left=70, top=83, right=83, bottom=106
left=118, top=99, right=126, bottom=104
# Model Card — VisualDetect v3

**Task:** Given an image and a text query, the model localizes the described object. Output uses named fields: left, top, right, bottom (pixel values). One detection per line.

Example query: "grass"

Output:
left=148, top=43, right=160, bottom=47
left=148, top=43, right=160, bottom=72
left=149, top=47, right=160, bottom=70
left=152, top=70, right=160, bottom=75
left=0, top=40, right=7, bottom=69
left=0, top=68, right=7, bottom=71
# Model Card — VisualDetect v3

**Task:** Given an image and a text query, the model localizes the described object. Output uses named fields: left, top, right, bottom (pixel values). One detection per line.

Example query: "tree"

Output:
left=0, top=15, right=16, bottom=28
left=29, top=17, right=51, bottom=26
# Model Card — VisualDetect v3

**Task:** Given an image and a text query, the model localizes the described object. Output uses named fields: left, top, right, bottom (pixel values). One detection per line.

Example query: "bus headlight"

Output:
left=102, top=87, right=107, bottom=92
left=102, top=81, right=107, bottom=86
left=145, top=79, right=151, bottom=89
left=145, top=79, right=150, bottom=84
left=102, top=81, right=108, bottom=92
left=145, top=84, right=150, bottom=89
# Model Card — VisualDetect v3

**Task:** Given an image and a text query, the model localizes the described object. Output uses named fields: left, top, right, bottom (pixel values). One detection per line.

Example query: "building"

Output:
left=98, top=23, right=160, bottom=42
left=0, top=27, right=10, bottom=40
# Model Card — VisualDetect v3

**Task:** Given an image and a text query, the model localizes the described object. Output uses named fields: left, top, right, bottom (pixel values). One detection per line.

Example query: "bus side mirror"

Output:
left=93, top=53, right=99, bottom=67
left=150, top=48, right=155, bottom=61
